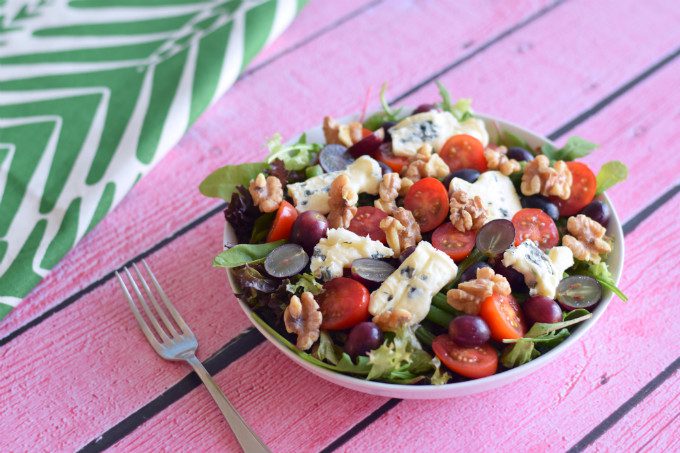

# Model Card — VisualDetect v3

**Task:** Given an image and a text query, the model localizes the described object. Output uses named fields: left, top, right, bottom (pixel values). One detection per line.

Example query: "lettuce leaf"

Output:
left=199, top=162, right=267, bottom=201
left=286, top=273, right=323, bottom=295
left=266, top=133, right=321, bottom=171
left=436, top=81, right=473, bottom=121
left=367, top=326, right=434, bottom=381
left=596, top=160, right=628, bottom=194
left=363, top=83, right=406, bottom=130
left=501, top=313, right=592, bottom=368
left=223, top=185, right=261, bottom=244
left=213, top=240, right=285, bottom=268
left=541, top=136, right=597, bottom=161
left=314, top=331, right=341, bottom=365
left=250, top=213, right=275, bottom=243
left=572, top=260, right=628, bottom=301
left=430, top=358, right=451, bottom=385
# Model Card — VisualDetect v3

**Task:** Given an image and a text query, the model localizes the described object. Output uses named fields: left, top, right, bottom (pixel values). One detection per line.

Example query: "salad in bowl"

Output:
left=200, top=83, right=627, bottom=397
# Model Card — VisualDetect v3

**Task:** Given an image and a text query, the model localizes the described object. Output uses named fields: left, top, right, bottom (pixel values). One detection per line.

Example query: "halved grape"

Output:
left=476, top=219, right=515, bottom=256
left=399, top=246, right=416, bottom=263
left=351, top=258, right=396, bottom=289
left=347, top=131, right=384, bottom=159
left=556, top=276, right=602, bottom=310
left=319, top=144, right=354, bottom=172
left=264, top=243, right=309, bottom=278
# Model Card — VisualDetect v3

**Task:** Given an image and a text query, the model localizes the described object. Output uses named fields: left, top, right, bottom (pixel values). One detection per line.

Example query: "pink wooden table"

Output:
left=2, top=1, right=679, bottom=451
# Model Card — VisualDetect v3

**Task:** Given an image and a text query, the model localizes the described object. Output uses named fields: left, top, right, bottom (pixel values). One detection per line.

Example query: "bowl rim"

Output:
left=221, top=112, right=625, bottom=398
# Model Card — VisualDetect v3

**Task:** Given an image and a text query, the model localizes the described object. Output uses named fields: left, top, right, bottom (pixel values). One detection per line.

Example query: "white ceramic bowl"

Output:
left=223, top=113, right=624, bottom=399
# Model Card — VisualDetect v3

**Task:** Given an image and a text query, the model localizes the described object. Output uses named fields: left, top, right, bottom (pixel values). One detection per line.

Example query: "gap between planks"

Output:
left=3, top=0, right=678, bottom=449
left=79, top=77, right=680, bottom=453
left=0, top=0, right=567, bottom=348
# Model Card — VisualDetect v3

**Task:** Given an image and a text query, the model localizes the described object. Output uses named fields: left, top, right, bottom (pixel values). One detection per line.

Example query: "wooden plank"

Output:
left=1, top=0, right=678, bottom=450
left=0, top=217, right=255, bottom=452
left=0, top=2, right=562, bottom=450
left=586, top=372, right=680, bottom=453
left=109, top=198, right=680, bottom=452
left=85, top=16, right=680, bottom=453
left=338, top=196, right=679, bottom=452
left=111, top=343, right=388, bottom=453
left=0, top=0, right=555, bottom=338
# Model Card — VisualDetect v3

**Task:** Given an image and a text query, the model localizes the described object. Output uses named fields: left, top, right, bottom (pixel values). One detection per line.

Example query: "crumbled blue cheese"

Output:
left=287, top=155, right=382, bottom=213
left=449, top=171, right=521, bottom=221
left=389, top=110, right=489, bottom=157
left=311, top=228, right=393, bottom=281
left=369, top=242, right=457, bottom=326
left=502, top=240, right=574, bottom=298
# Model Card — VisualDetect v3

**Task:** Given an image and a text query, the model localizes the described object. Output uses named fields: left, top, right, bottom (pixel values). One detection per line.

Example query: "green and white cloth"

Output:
left=0, top=0, right=305, bottom=320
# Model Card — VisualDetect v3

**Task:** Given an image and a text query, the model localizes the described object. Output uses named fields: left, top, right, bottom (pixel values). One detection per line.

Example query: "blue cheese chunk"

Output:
left=287, top=155, right=382, bottom=213
left=502, top=240, right=574, bottom=298
left=389, top=110, right=489, bottom=157
left=311, top=228, right=393, bottom=281
left=449, top=171, right=521, bottom=221
left=369, top=242, right=457, bottom=326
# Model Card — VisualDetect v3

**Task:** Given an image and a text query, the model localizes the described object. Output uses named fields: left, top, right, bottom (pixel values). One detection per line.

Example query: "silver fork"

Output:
left=116, top=260, right=270, bottom=453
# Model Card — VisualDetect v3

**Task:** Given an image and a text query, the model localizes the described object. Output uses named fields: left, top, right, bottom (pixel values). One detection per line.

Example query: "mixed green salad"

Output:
left=199, top=82, right=628, bottom=385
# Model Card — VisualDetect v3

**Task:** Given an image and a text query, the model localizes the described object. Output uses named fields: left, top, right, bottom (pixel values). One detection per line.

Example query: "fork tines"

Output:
left=116, top=260, right=193, bottom=349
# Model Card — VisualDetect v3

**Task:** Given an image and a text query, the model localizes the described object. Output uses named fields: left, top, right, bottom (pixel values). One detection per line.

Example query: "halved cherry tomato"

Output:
left=431, top=223, right=476, bottom=262
left=267, top=201, right=298, bottom=242
left=551, top=161, right=597, bottom=216
left=362, top=128, right=374, bottom=137
left=439, top=134, right=487, bottom=172
left=318, top=277, right=370, bottom=330
left=403, top=177, right=449, bottom=232
left=432, top=335, right=498, bottom=379
left=511, top=208, right=559, bottom=250
left=479, top=293, right=526, bottom=341
left=349, top=206, right=388, bottom=243
left=375, top=144, right=410, bottom=173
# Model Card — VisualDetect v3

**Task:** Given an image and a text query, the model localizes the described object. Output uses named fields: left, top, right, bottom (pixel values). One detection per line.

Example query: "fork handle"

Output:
left=185, top=355, right=271, bottom=453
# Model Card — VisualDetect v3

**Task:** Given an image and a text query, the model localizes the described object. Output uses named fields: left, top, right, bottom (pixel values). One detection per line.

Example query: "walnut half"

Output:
left=374, top=172, right=402, bottom=214
left=323, top=116, right=364, bottom=147
left=562, top=214, right=612, bottom=264
left=380, top=207, right=421, bottom=255
left=402, top=144, right=450, bottom=182
left=248, top=173, right=283, bottom=213
left=484, top=146, right=521, bottom=176
left=521, top=155, right=572, bottom=200
left=449, top=188, right=486, bottom=232
left=373, top=309, right=412, bottom=332
left=284, top=292, right=322, bottom=350
left=328, top=174, right=358, bottom=228
left=447, top=267, right=511, bottom=315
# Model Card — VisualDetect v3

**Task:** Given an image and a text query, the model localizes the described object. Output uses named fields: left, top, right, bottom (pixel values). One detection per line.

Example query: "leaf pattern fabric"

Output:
left=0, top=0, right=306, bottom=319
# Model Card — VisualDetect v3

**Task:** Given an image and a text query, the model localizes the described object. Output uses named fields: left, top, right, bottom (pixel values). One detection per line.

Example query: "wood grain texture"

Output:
left=85, top=6, right=680, bottom=453
left=0, top=0, right=381, bottom=337
left=587, top=372, right=680, bottom=453
left=0, top=217, right=254, bottom=452
left=339, top=196, right=680, bottom=453
left=111, top=343, right=389, bottom=453
left=1, top=0, right=679, bottom=451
